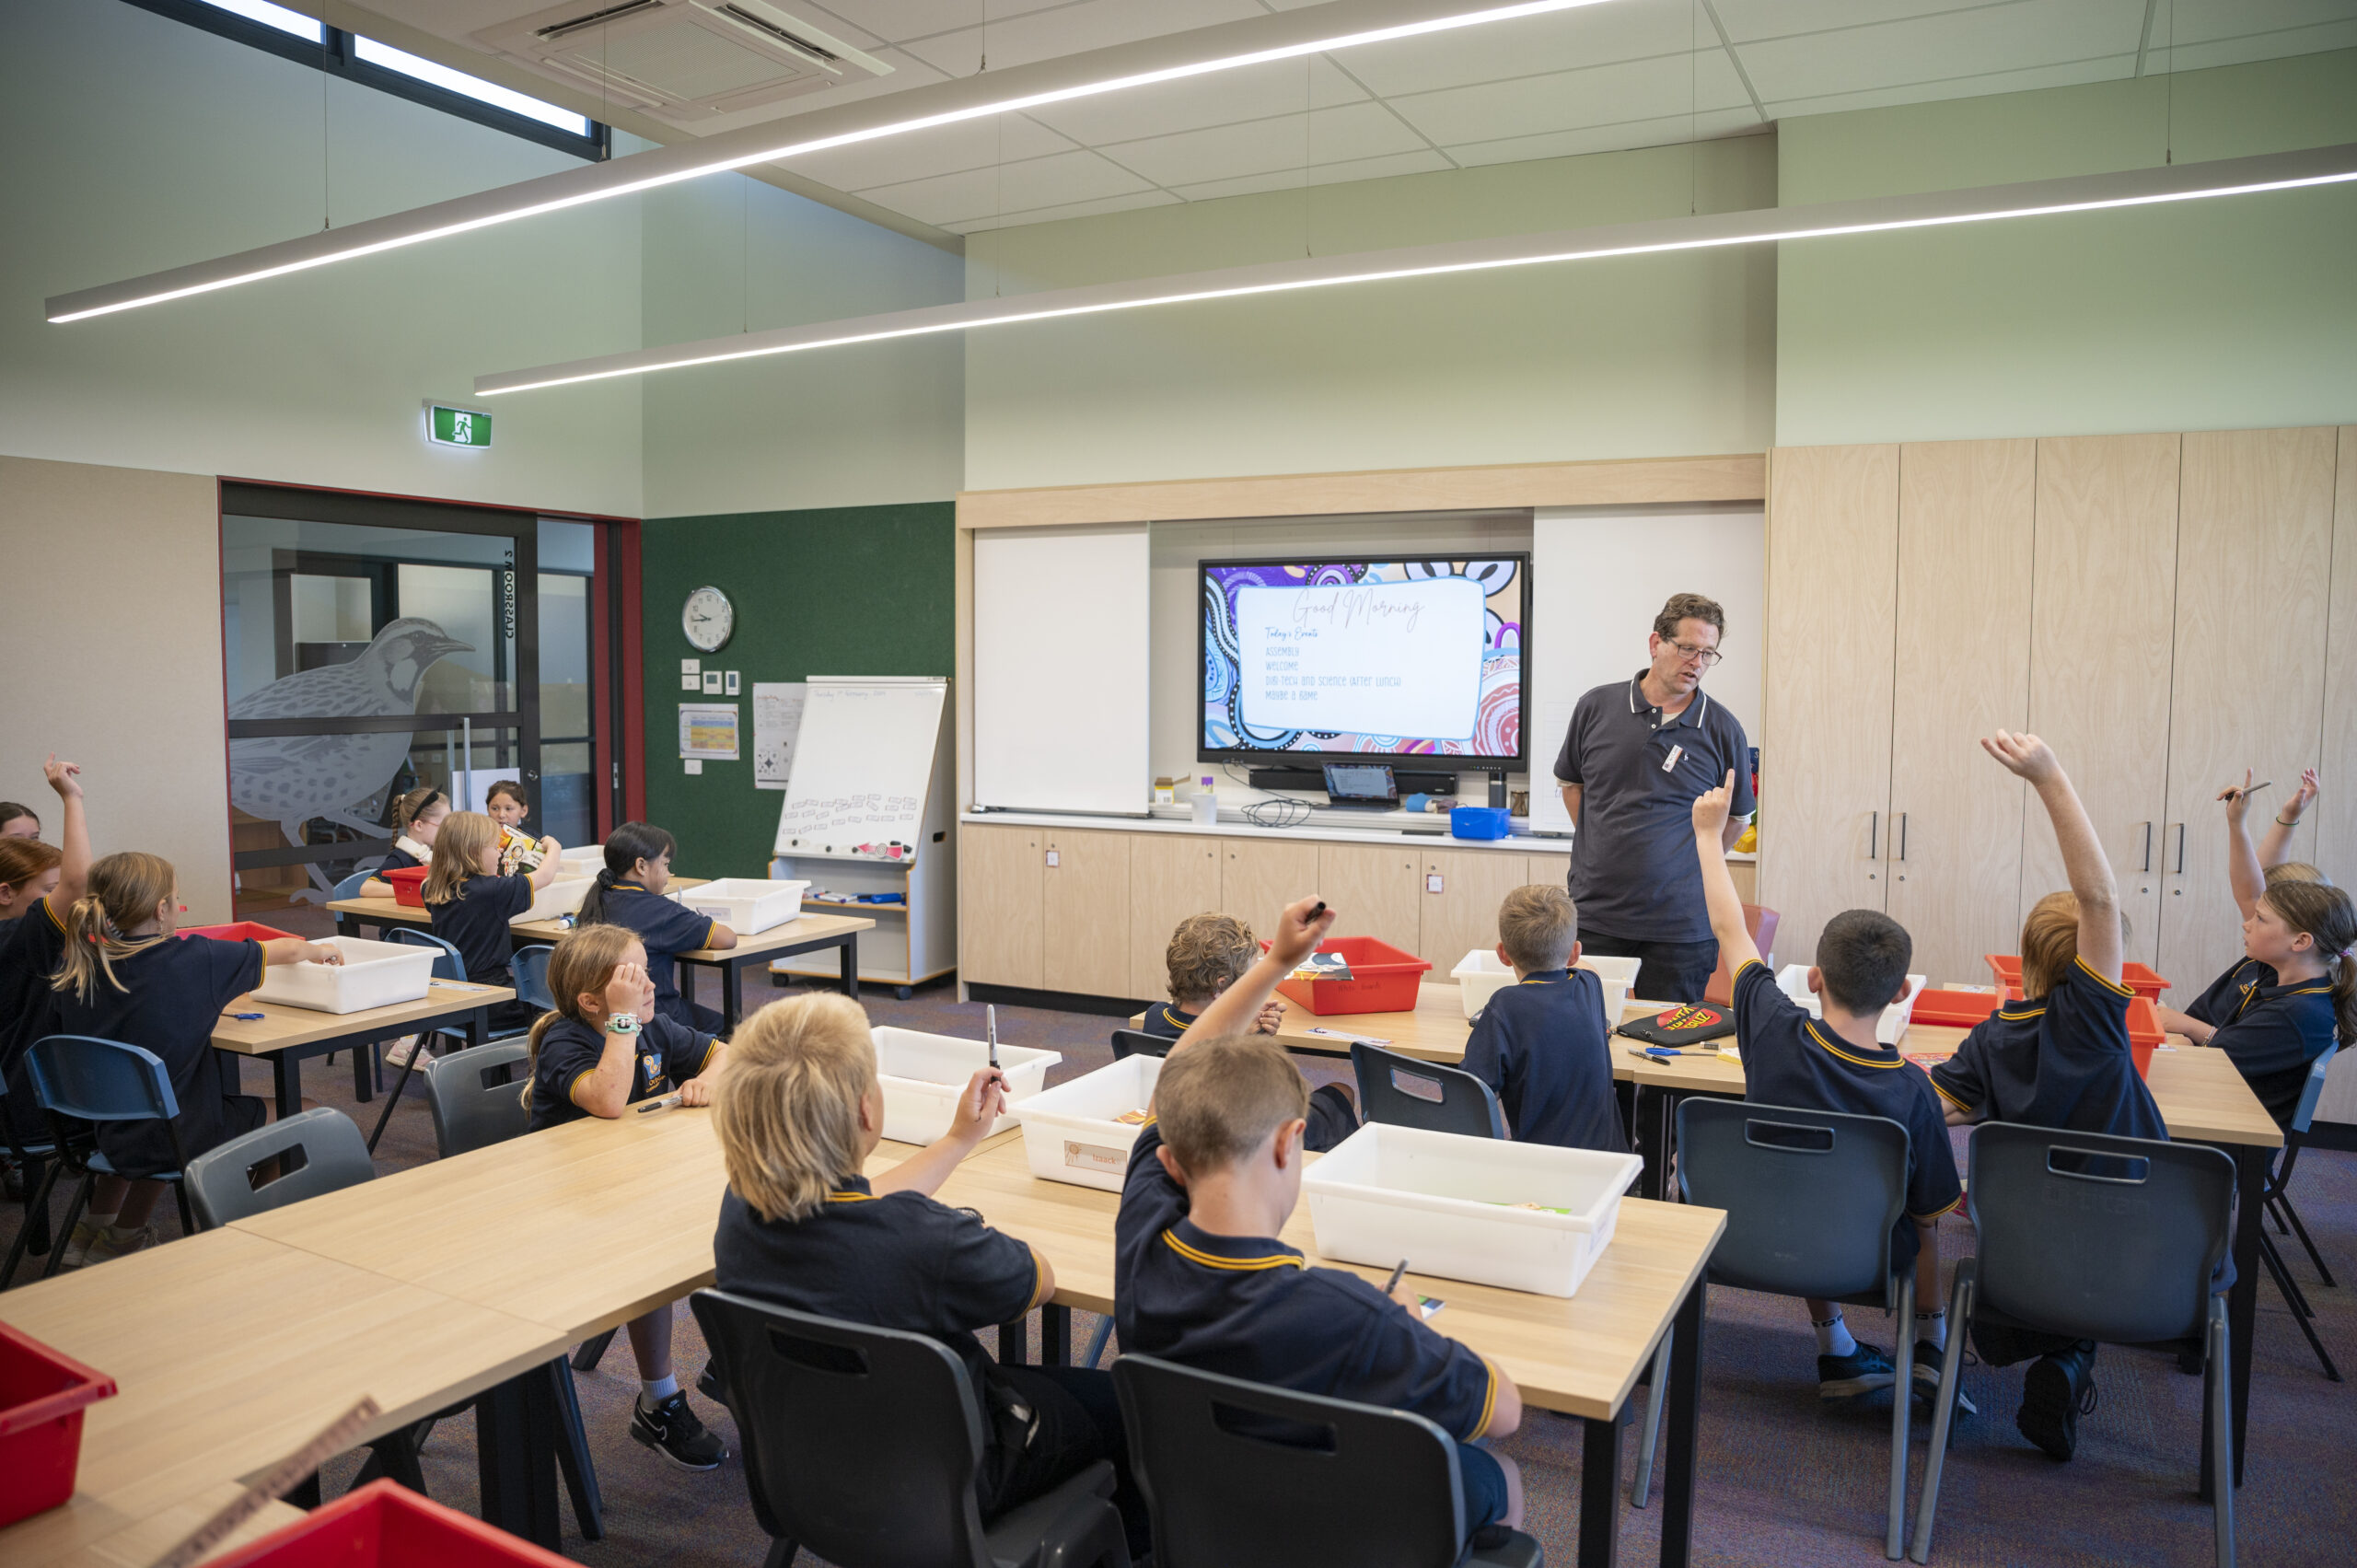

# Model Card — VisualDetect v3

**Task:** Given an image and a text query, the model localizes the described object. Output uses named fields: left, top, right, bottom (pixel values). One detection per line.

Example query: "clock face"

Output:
left=683, top=586, right=734, bottom=653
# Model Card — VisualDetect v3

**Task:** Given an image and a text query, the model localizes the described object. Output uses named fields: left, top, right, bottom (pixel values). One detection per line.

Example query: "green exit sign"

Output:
left=427, top=404, right=492, bottom=448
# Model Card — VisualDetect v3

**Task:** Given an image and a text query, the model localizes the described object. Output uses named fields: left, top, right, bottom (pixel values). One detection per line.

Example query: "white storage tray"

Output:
left=1450, top=950, right=1515, bottom=1019
left=678, top=877, right=809, bottom=935
left=870, top=1027, right=1061, bottom=1144
left=1302, top=1122, right=1642, bottom=1297
left=1578, top=953, right=1643, bottom=1027
left=1016, top=1056, right=1163, bottom=1191
left=514, top=877, right=592, bottom=925
left=1775, top=965, right=1928, bottom=1045
left=251, top=935, right=436, bottom=1016
left=557, top=843, right=606, bottom=872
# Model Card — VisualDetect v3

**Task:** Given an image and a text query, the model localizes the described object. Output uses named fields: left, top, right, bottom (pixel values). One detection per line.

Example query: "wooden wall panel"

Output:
left=1042, top=830, right=1132, bottom=997
left=958, top=823, right=1042, bottom=989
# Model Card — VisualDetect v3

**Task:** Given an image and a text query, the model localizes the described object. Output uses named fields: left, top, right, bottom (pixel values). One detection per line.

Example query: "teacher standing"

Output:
left=1552, top=592, right=1756, bottom=1003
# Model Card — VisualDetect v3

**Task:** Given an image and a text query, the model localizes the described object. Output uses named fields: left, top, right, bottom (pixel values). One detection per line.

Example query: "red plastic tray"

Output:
left=1985, top=954, right=2170, bottom=1003
left=1910, top=988, right=2002, bottom=1028
left=385, top=865, right=430, bottom=909
left=0, top=1321, right=118, bottom=1529
left=182, top=922, right=296, bottom=945
left=204, top=1480, right=575, bottom=1568
left=1267, top=935, right=1432, bottom=1016
left=2127, top=996, right=2162, bottom=1080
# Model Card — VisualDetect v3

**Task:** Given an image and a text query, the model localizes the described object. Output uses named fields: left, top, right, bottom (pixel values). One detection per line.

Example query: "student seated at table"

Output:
left=1144, top=912, right=1360, bottom=1150
left=424, top=810, right=560, bottom=1037
left=484, top=777, right=562, bottom=877
left=52, top=849, right=340, bottom=1266
left=2155, top=772, right=2357, bottom=1130
left=1118, top=895, right=1525, bottom=1542
left=524, top=923, right=727, bottom=1469
left=1460, top=884, right=1625, bottom=1153
left=358, top=786, right=451, bottom=899
left=2, top=758, right=87, bottom=1167
left=710, top=990, right=1147, bottom=1554
left=575, top=821, right=736, bottom=1035
left=1693, top=774, right=1961, bottom=1412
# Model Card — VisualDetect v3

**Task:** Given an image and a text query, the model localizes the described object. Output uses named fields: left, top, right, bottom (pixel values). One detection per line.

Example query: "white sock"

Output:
left=81, top=1209, right=119, bottom=1231
left=1915, top=1310, right=1946, bottom=1352
left=1814, top=1314, right=1857, bottom=1357
left=640, top=1376, right=679, bottom=1408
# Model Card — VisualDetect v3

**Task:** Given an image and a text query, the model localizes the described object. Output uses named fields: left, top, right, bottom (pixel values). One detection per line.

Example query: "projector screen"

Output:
left=1200, top=556, right=1527, bottom=766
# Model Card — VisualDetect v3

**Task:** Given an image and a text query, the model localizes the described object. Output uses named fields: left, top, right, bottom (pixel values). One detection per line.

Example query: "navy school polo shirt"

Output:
left=428, top=873, right=532, bottom=985
left=528, top=1014, right=717, bottom=1132
left=1930, top=958, right=2165, bottom=1142
left=1459, top=967, right=1625, bottom=1152
left=1114, top=1121, right=1500, bottom=1440
left=1732, top=960, right=1962, bottom=1271
left=0, top=899, right=68, bottom=1138
left=2187, top=959, right=2339, bottom=1127
left=1553, top=672, right=1755, bottom=944
left=594, top=884, right=717, bottom=1027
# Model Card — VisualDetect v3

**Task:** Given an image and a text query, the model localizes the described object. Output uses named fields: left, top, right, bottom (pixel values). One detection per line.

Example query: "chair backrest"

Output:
left=424, top=1040, right=532, bottom=1157
left=331, top=868, right=376, bottom=901
left=183, top=1108, right=376, bottom=1226
left=1111, top=1028, right=1170, bottom=1061
left=1968, top=1121, right=2234, bottom=1346
left=1112, top=1353, right=1469, bottom=1568
left=26, top=1036, right=180, bottom=1124
left=689, top=1290, right=996, bottom=1568
left=1705, top=905, right=1781, bottom=1005
left=388, top=926, right=465, bottom=982
left=1351, top=1043, right=1503, bottom=1139
left=509, top=945, right=556, bottom=1013
left=1676, top=1098, right=1909, bottom=1305
left=2288, top=1043, right=2341, bottom=1137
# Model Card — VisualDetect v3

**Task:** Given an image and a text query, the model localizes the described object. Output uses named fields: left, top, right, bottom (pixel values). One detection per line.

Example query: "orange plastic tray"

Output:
left=1267, top=935, right=1432, bottom=1016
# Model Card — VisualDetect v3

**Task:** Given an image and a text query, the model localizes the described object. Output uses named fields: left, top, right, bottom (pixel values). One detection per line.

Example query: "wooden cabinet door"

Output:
left=1887, top=439, right=2036, bottom=986
left=1761, top=446, right=1900, bottom=970
left=1417, top=850, right=1531, bottom=970
left=959, top=824, right=1043, bottom=989
left=1043, top=830, right=1132, bottom=998
left=1318, top=842, right=1422, bottom=955
left=1220, top=838, right=1321, bottom=934
left=1130, top=834, right=1223, bottom=1000
left=2023, top=434, right=2181, bottom=970
left=2319, top=426, right=2357, bottom=887
left=2157, top=428, right=2338, bottom=1000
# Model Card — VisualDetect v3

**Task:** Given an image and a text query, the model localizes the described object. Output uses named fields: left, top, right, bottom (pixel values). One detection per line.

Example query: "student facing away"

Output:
left=1459, top=883, right=1626, bottom=1152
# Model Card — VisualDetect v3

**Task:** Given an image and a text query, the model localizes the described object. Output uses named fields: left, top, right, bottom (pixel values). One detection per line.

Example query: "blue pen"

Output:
left=229, top=1012, right=266, bottom=1020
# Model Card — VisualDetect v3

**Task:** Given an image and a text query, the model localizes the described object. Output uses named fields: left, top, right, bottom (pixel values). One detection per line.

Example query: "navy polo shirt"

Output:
left=594, top=884, right=717, bottom=1027
left=1460, top=968, right=1625, bottom=1152
left=429, top=873, right=532, bottom=985
left=1733, top=960, right=1961, bottom=1270
left=2187, top=959, right=2339, bottom=1127
left=1114, top=1121, right=1499, bottom=1440
left=713, top=1175, right=1044, bottom=1399
left=1553, top=672, right=1755, bottom=943
left=1930, top=958, right=2165, bottom=1141
left=1139, top=1005, right=1198, bottom=1040
left=0, top=900, right=68, bottom=1142
left=528, top=1014, right=717, bottom=1131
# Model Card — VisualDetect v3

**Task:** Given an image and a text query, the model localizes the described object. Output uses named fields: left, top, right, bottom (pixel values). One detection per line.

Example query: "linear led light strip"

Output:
left=46, top=0, right=1618, bottom=323
left=471, top=142, right=2357, bottom=396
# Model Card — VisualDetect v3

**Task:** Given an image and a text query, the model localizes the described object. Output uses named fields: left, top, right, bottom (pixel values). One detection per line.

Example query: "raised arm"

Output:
left=1987, top=732, right=2121, bottom=983
left=1171, top=896, right=1334, bottom=1055
left=875, top=1065, right=1007, bottom=1196
left=1690, top=772, right=1759, bottom=971
left=43, top=757, right=90, bottom=911
left=2216, top=769, right=2267, bottom=922
left=2258, top=769, right=2318, bottom=871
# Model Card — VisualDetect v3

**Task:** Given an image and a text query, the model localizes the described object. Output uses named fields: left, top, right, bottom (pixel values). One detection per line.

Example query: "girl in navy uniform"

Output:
left=1, top=800, right=40, bottom=839
left=358, top=785, right=450, bottom=897
left=522, top=924, right=727, bottom=1469
left=2, top=759, right=87, bottom=1161
left=484, top=778, right=560, bottom=878
left=575, top=821, right=735, bottom=1034
left=51, top=851, right=339, bottom=1266
left=423, top=810, right=561, bottom=1036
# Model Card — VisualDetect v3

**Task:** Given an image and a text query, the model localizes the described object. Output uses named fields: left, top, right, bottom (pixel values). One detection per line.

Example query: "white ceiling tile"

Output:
left=2151, top=0, right=2357, bottom=47
left=1334, top=0, right=1703, bottom=99
left=801, top=0, right=1071, bottom=49
left=1759, top=53, right=2136, bottom=120
left=1445, top=109, right=1763, bottom=167
left=1389, top=50, right=1751, bottom=149
left=897, top=0, right=1263, bottom=77
left=776, top=110, right=1074, bottom=187
left=1737, top=0, right=2149, bottom=102
left=2148, top=19, right=2357, bottom=72
left=1710, top=0, right=1974, bottom=46
left=1167, top=148, right=1454, bottom=202
left=948, top=188, right=1182, bottom=232
left=1102, top=100, right=1430, bottom=187
left=858, top=146, right=1153, bottom=224
left=1026, top=55, right=1365, bottom=145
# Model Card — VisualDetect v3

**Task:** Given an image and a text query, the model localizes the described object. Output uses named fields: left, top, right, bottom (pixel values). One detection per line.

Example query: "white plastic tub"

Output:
left=870, top=1027, right=1062, bottom=1144
left=251, top=935, right=436, bottom=1015
left=514, top=877, right=592, bottom=925
left=1776, top=965, right=1928, bottom=1045
left=678, top=877, right=809, bottom=935
left=558, top=843, right=606, bottom=873
left=1577, top=953, right=1643, bottom=1027
left=1017, top=1056, right=1163, bottom=1191
left=1451, top=950, right=1515, bottom=1019
left=1303, top=1122, right=1643, bottom=1297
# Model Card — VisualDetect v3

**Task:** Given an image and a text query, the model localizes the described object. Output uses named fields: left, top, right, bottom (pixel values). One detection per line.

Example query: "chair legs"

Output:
left=41, top=1172, right=97, bottom=1282
left=760, top=1537, right=798, bottom=1568
left=1886, top=1273, right=1915, bottom=1562
left=573, top=1328, right=618, bottom=1373
left=2209, top=1298, right=2235, bottom=1568
left=0, top=1157, right=66, bottom=1289
left=2258, top=1232, right=2340, bottom=1381
left=367, top=1031, right=447, bottom=1153
left=1908, top=1263, right=1977, bottom=1564
left=1630, top=1327, right=1673, bottom=1508
left=2274, top=1191, right=2337, bottom=1287
left=546, top=1358, right=606, bottom=1540
left=1081, top=1315, right=1115, bottom=1371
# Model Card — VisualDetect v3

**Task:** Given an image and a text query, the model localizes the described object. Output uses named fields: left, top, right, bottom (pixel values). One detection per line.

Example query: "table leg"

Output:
left=1632, top=1086, right=1665, bottom=1202
left=1658, top=1276, right=1706, bottom=1568
left=476, top=1365, right=563, bottom=1550
left=1580, top=1413, right=1623, bottom=1568
left=842, top=935, right=859, bottom=1000
left=723, top=960, right=745, bottom=1032
left=468, top=1008, right=487, bottom=1049
left=1041, top=1304, right=1071, bottom=1367
left=273, top=1053, right=300, bottom=1121
left=998, top=1315, right=1029, bottom=1367
left=2203, top=1142, right=2265, bottom=1497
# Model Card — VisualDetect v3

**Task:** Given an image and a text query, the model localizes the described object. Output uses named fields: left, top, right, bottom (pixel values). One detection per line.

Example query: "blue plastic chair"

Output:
left=1351, top=1042, right=1504, bottom=1139
left=511, top=945, right=556, bottom=1013
left=331, top=868, right=377, bottom=901
left=2, top=1036, right=198, bottom=1286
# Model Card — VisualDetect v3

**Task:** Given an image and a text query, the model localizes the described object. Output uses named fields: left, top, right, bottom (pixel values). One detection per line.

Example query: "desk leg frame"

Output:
left=1658, top=1276, right=1706, bottom=1567
left=2201, top=1140, right=2266, bottom=1497
left=477, top=1364, right=563, bottom=1550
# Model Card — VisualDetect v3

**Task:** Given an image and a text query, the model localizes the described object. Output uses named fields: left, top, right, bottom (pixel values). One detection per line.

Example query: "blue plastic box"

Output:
left=1450, top=806, right=1512, bottom=840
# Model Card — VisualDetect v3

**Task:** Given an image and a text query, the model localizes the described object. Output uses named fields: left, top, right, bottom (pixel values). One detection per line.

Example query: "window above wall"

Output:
left=126, top=0, right=609, bottom=159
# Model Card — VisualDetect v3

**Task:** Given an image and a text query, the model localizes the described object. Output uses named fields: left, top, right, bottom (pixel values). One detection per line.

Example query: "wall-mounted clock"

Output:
left=682, top=585, right=735, bottom=653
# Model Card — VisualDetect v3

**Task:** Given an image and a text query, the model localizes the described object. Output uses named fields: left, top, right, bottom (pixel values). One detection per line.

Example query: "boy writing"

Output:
left=1460, top=885, right=1626, bottom=1152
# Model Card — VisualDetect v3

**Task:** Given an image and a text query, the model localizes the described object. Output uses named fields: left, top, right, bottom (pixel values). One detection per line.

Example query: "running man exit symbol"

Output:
left=428, top=404, right=493, bottom=448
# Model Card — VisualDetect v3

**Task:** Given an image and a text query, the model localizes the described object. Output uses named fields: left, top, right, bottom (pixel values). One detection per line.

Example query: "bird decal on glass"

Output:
left=229, top=617, right=472, bottom=898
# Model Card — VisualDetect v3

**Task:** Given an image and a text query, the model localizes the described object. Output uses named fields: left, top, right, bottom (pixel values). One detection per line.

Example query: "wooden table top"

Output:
left=677, top=909, right=874, bottom=962
left=328, top=881, right=884, bottom=953
left=208, top=979, right=518, bottom=1056
left=1131, top=982, right=1479, bottom=1065
left=930, top=1138, right=1724, bottom=1422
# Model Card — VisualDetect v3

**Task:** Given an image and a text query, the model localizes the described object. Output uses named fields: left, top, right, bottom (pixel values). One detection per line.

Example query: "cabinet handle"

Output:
left=2138, top=821, right=2154, bottom=874
left=1895, top=812, right=1909, bottom=863
left=1867, top=811, right=1878, bottom=860
left=2172, top=822, right=2187, bottom=876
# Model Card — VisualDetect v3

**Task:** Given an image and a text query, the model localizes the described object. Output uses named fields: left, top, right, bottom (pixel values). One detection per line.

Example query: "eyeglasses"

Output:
left=1663, top=638, right=1723, bottom=668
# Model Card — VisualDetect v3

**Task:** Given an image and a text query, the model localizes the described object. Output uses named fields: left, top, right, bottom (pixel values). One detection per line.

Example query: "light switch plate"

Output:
left=684, top=759, right=703, bottom=775
left=724, top=670, right=741, bottom=695
left=680, top=658, right=700, bottom=674
left=702, top=670, right=723, bottom=694
left=680, top=674, right=700, bottom=691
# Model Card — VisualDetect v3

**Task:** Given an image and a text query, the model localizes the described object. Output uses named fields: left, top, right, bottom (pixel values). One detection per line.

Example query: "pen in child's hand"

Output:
left=228, top=1012, right=265, bottom=1021
left=986, top=1004, right=999, bottom=1069
left=1383, top=1259, right=1410, bottom=1296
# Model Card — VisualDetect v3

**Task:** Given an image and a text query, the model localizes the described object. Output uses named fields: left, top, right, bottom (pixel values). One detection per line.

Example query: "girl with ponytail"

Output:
left=575, top=821, right=736, bottom=1034
left=48, top=849, right=339, bottom=1266
left=424, top=810, right=560, bottom=1037
left=359, top=785, right=452, bottom=897
left=2, top=758, right=89, bottom=1161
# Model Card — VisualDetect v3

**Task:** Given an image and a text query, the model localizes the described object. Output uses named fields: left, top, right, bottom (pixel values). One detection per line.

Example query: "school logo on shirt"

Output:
left=640, top=1048, right=668, bottom=1094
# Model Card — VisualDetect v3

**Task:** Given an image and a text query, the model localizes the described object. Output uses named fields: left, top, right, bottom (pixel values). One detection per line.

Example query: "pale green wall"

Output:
left=1774, top=49, right=2357, bottom=447
left=963, top=134, right=1778, bottom=492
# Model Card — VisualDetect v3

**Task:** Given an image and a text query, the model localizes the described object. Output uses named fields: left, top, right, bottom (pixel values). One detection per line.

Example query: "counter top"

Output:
left=960, top=808, right=1755, bottom=861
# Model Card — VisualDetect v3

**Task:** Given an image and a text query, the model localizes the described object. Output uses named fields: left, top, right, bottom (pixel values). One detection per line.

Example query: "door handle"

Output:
left=2172, top=822, right=2187, bottom=875
left=1867, top=811, right=1878, bottom=860
left=2138, top=821, right=2154, bottom=874
left=1895, top=812, right=1909, bottom=863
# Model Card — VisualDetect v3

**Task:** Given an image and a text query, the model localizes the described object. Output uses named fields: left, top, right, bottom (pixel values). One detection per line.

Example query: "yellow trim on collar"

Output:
left=1159, top=1007, right=1193, bottom=1031
left=825, top=1190, right=877, bottom=1202
left=1805, top=1021, right=1899, bottom=1069
left=1161, top=1229, right=1303, bottom=1272
left=1996, top=1006, right=2047, bottom=1021
left=2074, top=956, right=2135, bottom=998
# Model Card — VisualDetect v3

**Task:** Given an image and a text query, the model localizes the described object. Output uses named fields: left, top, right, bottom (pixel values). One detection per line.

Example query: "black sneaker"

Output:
left=2016, top=1343, right=2097, bottom=1461
left=630, top=1390, right=727, bottom=1470
left=1818, top=1341, right=1898, bottom=1400
left=1910, top=1340, right=1976, bottom=1417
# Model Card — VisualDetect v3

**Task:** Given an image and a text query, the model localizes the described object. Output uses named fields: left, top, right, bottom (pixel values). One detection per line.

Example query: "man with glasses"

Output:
left=1552, top=593, right=1756, bottom=1004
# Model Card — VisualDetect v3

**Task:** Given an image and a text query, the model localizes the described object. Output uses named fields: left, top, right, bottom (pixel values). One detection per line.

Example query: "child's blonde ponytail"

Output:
left=52, top=853, right=176, bottom=1002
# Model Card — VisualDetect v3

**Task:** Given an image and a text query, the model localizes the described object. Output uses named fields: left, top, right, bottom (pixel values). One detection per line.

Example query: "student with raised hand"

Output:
left=1, top=759, right=90, bottom=1159
left=2238, top=767, right=2329, bottom=888
left=358, top=786, right=451, bottom=898
left=1120, top=895, right=1527, bottom=1542
left=1694, top=773, right=1962, bottom=1414
left=575, top=821, right=736, bottom=1035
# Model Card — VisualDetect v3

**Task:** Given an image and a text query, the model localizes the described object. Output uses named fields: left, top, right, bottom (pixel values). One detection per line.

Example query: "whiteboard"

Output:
left=973, top=524, right=1151, bottom=814
left=1527, top=506, right=1764, bottom=835
left=773, top=678, right=947, bottom=859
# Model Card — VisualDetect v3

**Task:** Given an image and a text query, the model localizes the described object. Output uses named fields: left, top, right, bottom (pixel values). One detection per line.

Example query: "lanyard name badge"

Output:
left=1661, top=742, right=1685, bottom=774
